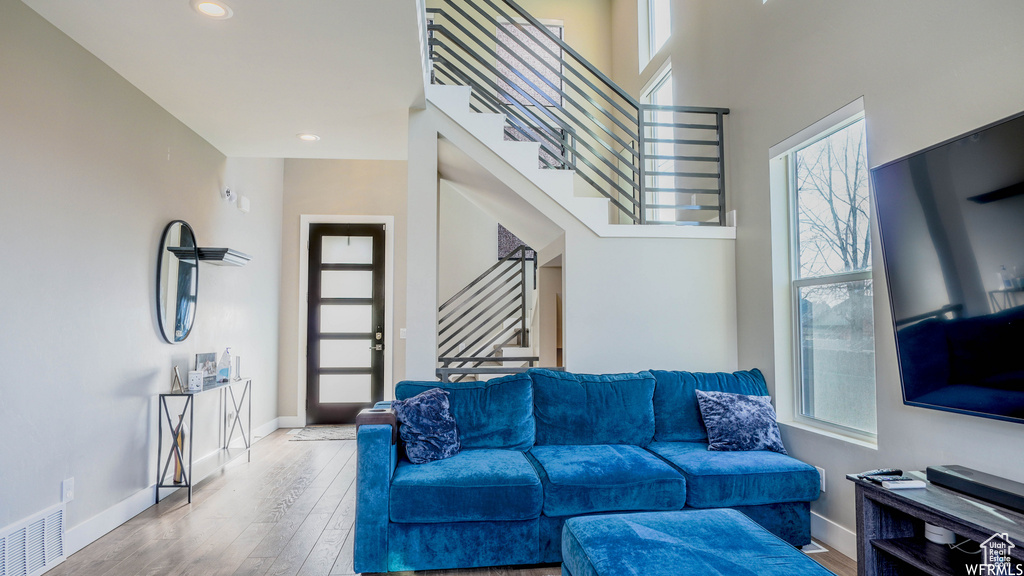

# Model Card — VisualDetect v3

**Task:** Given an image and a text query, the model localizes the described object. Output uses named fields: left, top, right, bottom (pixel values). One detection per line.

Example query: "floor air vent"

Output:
left=0, top=504, right=65, bottom=576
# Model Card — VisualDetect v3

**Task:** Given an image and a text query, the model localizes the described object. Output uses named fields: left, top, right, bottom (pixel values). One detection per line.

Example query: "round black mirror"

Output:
left=156, top=220, right=199, bottom=344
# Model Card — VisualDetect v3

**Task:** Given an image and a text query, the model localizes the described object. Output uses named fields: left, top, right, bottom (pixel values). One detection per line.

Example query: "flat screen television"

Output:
left=872, top=111, right=1024, bottom=424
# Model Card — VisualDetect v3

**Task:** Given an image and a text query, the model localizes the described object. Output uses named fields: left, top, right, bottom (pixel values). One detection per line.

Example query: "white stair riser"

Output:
left=428, top=85, right=608, bottom=231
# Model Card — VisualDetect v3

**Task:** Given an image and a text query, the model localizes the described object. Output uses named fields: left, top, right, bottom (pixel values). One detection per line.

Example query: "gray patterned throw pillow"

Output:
left=694, top=389, right=788, bottom=454
left=392, top=388, right=461, bottom=464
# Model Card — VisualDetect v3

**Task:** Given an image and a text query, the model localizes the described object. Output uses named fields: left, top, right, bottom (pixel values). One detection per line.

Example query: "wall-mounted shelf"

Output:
left=198, top=247, right=251, bottom=266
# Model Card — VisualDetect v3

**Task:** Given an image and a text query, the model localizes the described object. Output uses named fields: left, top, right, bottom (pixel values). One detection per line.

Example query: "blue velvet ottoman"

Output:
left=561, top=509, right=834, bottom=576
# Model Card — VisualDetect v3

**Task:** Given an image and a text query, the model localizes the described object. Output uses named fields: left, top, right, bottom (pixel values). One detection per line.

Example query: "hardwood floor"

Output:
left=47, top=430, right=856, bottom=576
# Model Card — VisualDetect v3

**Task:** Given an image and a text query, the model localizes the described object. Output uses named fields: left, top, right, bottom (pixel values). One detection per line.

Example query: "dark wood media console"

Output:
left=850, top=471, right=1024, bottom=576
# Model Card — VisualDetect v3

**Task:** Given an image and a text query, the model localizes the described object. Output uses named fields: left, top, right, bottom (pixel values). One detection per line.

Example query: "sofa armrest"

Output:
left=356, top=405, right=399, bottom=443
left=354, top=407, right=398, bottom=573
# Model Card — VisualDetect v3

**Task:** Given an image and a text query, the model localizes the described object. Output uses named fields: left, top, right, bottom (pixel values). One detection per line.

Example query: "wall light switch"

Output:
left=815, top=466, right=826, bottom=493
left=399, top=328, right=407, bottom=339
left=63, top=477, right=75, bottom=502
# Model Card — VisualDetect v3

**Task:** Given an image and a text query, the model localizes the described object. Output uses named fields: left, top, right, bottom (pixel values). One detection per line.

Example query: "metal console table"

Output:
left=157, top=378, right=252, bottom=502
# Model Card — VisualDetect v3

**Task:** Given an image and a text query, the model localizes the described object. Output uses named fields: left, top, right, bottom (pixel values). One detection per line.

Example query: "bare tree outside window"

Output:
left=791, top=117, right=876, bottom=435
left=795, top=120, right=871, bottom=279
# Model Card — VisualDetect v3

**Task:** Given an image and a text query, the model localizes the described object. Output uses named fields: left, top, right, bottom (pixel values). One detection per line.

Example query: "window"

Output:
left=644, top=70, right=673, bottom=222
left=496, top=22, right=563, bottom=107
left=648, top=0, right=671, bottom=56
left=789, top=116, right=876, bottom=435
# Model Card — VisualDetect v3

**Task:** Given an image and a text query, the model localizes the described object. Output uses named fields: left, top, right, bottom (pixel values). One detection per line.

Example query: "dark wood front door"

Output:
left=306, top=223, right=385, bottom=424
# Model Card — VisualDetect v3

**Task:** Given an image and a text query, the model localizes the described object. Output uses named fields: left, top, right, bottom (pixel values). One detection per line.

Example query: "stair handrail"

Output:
left=437, top=245, right=531, bottom=378
left=427, top=0, right=731, bottom=226
left=439, top=245, right=527, bottom=312
left=495, top=0, right=639, bottom=109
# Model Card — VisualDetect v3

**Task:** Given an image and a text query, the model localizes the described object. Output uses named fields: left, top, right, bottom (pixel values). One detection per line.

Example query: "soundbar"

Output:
left=926, top=465, right=1024, bottom=514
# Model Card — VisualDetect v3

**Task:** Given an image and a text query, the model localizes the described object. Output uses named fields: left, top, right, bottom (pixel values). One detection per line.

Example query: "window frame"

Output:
left=785, top=112, right=878, bottom=439
left=647, top=0, right=671, bottom=59
left=642, top=67, right=674, bottom=223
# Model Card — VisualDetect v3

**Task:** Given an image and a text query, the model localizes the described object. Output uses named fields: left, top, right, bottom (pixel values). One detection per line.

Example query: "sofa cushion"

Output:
left=646, top=441, right=820, bottom=508
left=395, top=373, right=534, bottom=450
left=649, top=369, right=770, bottom=442
left=390, top=449, right=543, bottom=523
left=528, top=444, right=686, bottom=517
left=530, top=369, right=656, bottom=446
left=561, top=509, right=832, bottom=576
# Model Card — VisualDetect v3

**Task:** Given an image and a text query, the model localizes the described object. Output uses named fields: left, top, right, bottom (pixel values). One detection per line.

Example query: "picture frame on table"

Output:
left=195, top=352, right=217, bottom=388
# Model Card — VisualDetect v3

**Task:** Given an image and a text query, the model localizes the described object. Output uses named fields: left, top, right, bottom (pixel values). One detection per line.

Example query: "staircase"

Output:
left=437, top=246, right=538, bottom=382
left=426, top=0, right=733, bottom=381
left=426, top=0, right=730, bottom=228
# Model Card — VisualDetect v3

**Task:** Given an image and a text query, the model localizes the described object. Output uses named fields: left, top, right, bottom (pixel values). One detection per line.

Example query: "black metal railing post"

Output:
left=716, top=111, right=726, bottom=226
left=638, top=107, right=648, bottom=224
left=519, top=253, right=527, bottom=345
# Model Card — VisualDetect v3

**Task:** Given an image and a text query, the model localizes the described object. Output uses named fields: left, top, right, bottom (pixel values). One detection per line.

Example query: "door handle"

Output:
left=370, top=344, right=384, bottom=351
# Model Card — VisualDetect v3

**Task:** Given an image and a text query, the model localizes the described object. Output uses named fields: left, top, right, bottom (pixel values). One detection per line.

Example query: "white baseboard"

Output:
left=278, top=416, right=305, bottom=428
left=253, top=417, right=280, bottom=438
left=66, top=484, right=154, bottom=555
left=66, top=418, right=280, bottom=556
left=811, top=511, right=857, bottom=559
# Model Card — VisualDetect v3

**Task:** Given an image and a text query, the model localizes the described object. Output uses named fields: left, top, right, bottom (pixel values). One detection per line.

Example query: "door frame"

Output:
left=297, top=215, right=395, bottom=426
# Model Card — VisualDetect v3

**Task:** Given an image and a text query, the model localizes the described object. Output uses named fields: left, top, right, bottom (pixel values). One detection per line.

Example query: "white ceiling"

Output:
left=21, top=0, right=425, bottom=159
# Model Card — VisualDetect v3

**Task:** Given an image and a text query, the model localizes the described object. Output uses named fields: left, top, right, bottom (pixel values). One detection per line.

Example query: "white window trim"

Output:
left=647, top=0, right=671, bottom=62
left=769, top=97, right=879, bottom=445
left=637, top=0, right=670, bottom=74
left=641, top=60, right=673, bottom=103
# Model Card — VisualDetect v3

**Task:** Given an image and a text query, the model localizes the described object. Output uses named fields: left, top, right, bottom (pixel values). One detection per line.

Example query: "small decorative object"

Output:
left=233, top=355, right=242, bottom=381
left=173, top=416, right=189, bottom=483
left=217, top=347, right=232, bottom=383
left=196, top=352, right=217, bottom=387
left=171, top=367, right=185, bottom=393
left=188, top=370, right=204, bottom=392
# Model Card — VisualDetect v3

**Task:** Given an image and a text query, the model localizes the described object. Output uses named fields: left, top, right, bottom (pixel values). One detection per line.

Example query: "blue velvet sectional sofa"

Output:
left=355, top=368, right=820, bottom=573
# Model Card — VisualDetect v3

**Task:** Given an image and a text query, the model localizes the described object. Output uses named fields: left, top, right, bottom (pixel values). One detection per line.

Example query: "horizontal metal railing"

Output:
left=426, top=0, right=729, bottom=225
left=438, top=246, right=530, bottom=381
left=437, top=357, right=541, bottom=383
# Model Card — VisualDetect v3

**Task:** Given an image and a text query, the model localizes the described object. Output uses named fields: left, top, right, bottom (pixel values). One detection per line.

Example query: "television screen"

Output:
left=872, top=111, right=1024, bottom=424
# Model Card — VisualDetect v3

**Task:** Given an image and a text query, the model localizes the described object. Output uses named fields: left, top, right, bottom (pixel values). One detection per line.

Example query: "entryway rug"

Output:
left=288, top=425, right=356, bottom=441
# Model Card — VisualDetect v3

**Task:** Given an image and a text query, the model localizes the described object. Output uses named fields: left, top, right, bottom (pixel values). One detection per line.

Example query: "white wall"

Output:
left=438, top=180, right=498, bottom=303
left=404, top=108, right=441, bottom=380
left=0, top=0, right=282, bottom=535
left=610, top=0, right=1024, bottom=539
left=278, top=159, right=409, bottom=419
left=563, top=235, right=736, bottom=373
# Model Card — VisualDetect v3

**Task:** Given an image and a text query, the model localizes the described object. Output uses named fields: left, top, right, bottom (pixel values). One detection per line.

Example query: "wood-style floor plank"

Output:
left=48, top=430, right=857, bottom=576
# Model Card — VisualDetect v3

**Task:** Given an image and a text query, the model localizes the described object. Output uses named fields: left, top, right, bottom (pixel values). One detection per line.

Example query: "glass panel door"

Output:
left=306, top=223, right=386, bottom=424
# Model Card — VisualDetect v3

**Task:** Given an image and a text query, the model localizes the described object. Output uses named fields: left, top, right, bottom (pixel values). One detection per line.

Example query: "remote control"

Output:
left=856, top=468, right=903, bottom=478
left=866, top=475, right=916, bottom=484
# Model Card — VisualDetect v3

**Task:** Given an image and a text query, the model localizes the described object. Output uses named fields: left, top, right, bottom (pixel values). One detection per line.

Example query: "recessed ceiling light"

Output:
left=297, top=133, right=321, bottom=142
left=191, top=0, right=233, bottom=19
